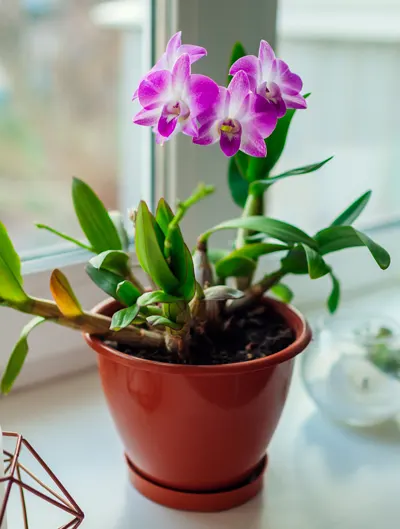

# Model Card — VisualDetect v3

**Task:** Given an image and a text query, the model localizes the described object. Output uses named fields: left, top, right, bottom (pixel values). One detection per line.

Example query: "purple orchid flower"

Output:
left=133, top=31, right=206, bottom=100
left=133, top=53, right=219, bottom=142
left=193, top=70, right=277, bottom=157
left=230, top=40, right=306, bottom=118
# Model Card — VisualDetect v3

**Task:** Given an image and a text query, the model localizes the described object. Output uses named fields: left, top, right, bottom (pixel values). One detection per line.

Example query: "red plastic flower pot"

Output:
left=84, top=297, right=311, bottom=511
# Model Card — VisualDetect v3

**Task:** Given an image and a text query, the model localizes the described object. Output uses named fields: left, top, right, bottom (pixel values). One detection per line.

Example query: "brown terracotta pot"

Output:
left=84, top=297, right=311, bottom=511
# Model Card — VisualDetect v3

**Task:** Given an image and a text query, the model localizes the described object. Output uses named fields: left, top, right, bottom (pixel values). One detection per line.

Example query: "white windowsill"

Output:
left=1, top=287, right=400, bottom=528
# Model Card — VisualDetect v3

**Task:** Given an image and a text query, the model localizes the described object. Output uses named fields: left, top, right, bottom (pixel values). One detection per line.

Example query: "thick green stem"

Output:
left=226, top=269, right=285, bottom=315
left=164, top=183, right=215, bottom=257
left=5, top=297, right=165, bottom=349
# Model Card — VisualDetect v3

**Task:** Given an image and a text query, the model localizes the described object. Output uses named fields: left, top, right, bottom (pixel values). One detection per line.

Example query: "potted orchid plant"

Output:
left=0, top=33, right=390, bottom=511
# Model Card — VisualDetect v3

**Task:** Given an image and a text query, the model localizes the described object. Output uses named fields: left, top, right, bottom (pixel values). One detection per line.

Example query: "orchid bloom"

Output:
left=194, top=71, right=277, bottom=157
left=133, top=32, right=206, bottom=100
left=230, top=40, right=306, bottom=118
left=133, top=53, right=219, bottom=142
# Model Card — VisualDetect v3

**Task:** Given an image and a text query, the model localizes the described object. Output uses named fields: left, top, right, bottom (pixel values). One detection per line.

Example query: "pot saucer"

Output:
left=126, top=454, right=267, bottom=512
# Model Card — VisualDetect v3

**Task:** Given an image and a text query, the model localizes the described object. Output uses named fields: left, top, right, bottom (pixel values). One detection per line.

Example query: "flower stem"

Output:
left=164, top=183, right=215, bottom=257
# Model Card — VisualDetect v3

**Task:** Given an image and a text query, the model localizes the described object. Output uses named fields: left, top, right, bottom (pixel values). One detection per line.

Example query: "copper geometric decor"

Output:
left=0, top=432, right=84, bottom=528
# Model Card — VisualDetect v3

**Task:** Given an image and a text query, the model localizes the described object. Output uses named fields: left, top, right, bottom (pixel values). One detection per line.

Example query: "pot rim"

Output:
left=84, top=297, right=311, bottom=375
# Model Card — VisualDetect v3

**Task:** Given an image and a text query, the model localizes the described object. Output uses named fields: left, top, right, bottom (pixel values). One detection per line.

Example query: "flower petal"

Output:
left=250, top=94, right=278, bottom=137
left=228, top=71, right=250, bottom=117
left=193, top=119, right=220, bottom=146
left=180, top=44, right=207, bottom=63
left=181, top=117, right=199, bottom=138
left=240, top=127, right=266, bottom=157
left=283, top=92, right=307, bottom=109
left=259, top=40, right=275, bottom=78
left=172, top=53, right=191, bottom=89
left=166, top=32, right=182, bottom=63
left=186, top=74, right=220, bottom=117
left=229, top=55, right=259, bottom=90
left=276, top=60, right=303, bottom=95
left=138, top=70, right=171, bottom=108
left=133, top=105, right=161, bottom=126
left=158, top=104, right=178, bottom=137
left=220, top=130, right=241, bottom=157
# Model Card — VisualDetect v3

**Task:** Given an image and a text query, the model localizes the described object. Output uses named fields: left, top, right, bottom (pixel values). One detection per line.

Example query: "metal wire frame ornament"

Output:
left=0, top=432, right=84, bottom=529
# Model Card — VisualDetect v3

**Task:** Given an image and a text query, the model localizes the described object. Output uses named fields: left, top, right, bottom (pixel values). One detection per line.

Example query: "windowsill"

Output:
left=1, top=287, right=400, bottom=528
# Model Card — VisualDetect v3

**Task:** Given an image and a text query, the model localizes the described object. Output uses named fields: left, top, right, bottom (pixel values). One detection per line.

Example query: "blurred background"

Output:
left=1, top=0, right=399, bottom=254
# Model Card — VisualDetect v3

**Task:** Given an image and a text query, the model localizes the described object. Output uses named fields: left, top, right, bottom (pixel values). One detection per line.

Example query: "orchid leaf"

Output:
left=35, top=224, right=93, bottom=252
left=328, top=272, right=340, bottom=314
left=89, top=250, right=130, bottom=277
left=250, top=156, right=333, bottom=195
left=110, top=305, right=141, bottom=331
left=146, top=315, right=182, bottom=330
left=135, top=201, right=180, bottom=294
left=271, top=283, right=294, bottom=303
left=300, top=244, right=330, bottom=279
left=72, top=177, right=122, bottom=253
left=137, top=290, right=183, bottom=307
left=1, top=317, right=46, bottom=394
left=330, top=191, right=372, bottom=227
left=109, top=210, right=130, bottom=251
left=227, top=243, right=290, bottom=260
left=50, top=269, right=82, bottom=317
left=116, top=281, right=141, bottom=306
left=315, top=226, right=390, bottom=269
left=155, top=199, right=196, bottom=300
left=202, top=216, right=317, bottom=249
left=247, top=93, right=311, bottom=181
left=204, top=285, right=244, bottom=301
left=0, top=222, right=28, bottom=302
left=86, top=264, right=129, bottom=303
left=215, top=255, right=256, bottom=279
left=228, top=157, right=249, bottom=208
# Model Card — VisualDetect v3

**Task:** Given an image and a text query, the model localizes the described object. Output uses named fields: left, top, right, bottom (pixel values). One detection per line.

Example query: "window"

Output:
left=0, top=0, right=152, bottom=257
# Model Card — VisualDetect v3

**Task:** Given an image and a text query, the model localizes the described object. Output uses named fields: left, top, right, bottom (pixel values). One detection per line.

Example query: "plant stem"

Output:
left=225, top=269, right=285, bottom=314
left=5, top=297, right=165, bottom=349
left=164, top=183, right=215, bottom=256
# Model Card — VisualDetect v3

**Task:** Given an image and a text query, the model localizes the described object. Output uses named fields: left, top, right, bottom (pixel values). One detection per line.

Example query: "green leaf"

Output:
left=1, top=317, right=46, bottom=394
left=247, top=93, right=311, bottom=181
left=36, top=224, right=93, bottom=252
left=89, top=250, right=130, bottom=276
left=250, top=156, right=333, bottom=195
left=328, top=272, right=340, bottom=314
left=86, top=264, right=125, bottom=300
left=137, top=290, right=183, bottom=307
left=155, top=199, right=196, bottom=300
left=204, top=285, right=244, bottom=301
left=271, top=283, right=294, bottom=303
left=315, top=226, right=391, bottom=269
left=227, top=41, right=247, bottom=85
left=109, top=210, right=130, bottom=251
left=116, top=280, right=141, bottom=306
left=300, top=244, right=330, bottom=279
left=110, top=305, right=140, bottom=331
left=203, top=216, right=317, bottom=249
left=208, top=248, right=229, bottom=265
left=330, top=190, right=372, bottom=227
left=0, top=222, right=27, bottom=302
left=228, top=156, right=249, bottom=208
left=72, top=177, right=122, bottom=253
left=215, top=255, right=256, bottom=279
left=281, top=246, right=308, bottom=275
left=227, top=242, right=290, bottom=260
left=146, top=315, right=182, bottom=330
left=135, top=201, right=180, bottom=294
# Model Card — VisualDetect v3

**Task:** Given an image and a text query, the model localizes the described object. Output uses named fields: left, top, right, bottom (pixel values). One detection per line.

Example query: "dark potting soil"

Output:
left=109, top=303, right=295, bottom=366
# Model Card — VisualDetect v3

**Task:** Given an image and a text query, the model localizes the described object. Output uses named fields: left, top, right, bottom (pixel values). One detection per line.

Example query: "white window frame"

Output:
left=1, top=0, right=398, bottom=393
